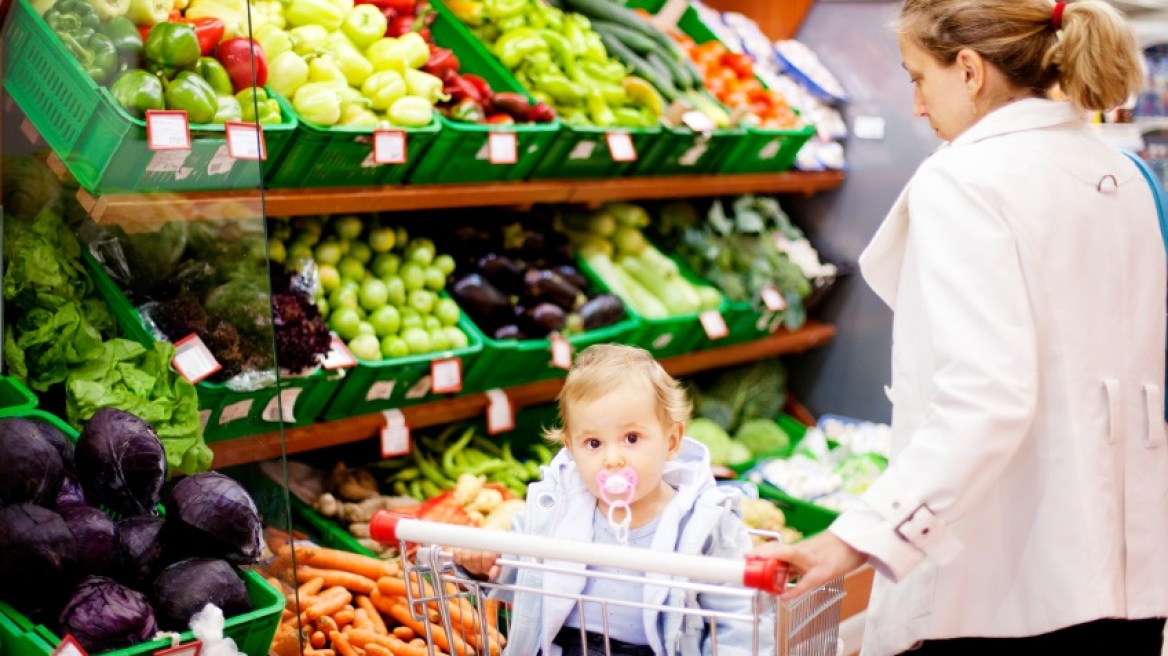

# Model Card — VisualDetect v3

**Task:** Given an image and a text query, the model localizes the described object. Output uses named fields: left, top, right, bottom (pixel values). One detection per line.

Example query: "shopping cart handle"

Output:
left=743, top=556, right=790, bottom=595
left=369, top=511, right=406, bottom=544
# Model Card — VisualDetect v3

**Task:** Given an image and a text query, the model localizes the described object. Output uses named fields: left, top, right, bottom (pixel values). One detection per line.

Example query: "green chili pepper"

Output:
left=561, top=14, right=588, bottom=55
left=143, top=22, right=201, bottom=77
left=484, top=0, right=524, bottom=20
left=612, top=106, right=649, bottom=128
left=581, top=31, right=607, bottom=64
left=538, top=29, right=577, bottom=80
left=586, top=88, right=615, bottom=127
left=535, top=73, right=586, bottom=104
left=109, top=68, right=164, bottom=117
left=194, top=57, right=233, bottom=97
left=493, top=28, right=546, bottom=69
left=60, top=30, right=118, bottom=83
left=495, top=13, right=526, bottom=33
left=236, top=87, right=282, bottom=124
left=579, top=60, right=627, bottom=85
left=100, top=16, right=141, bottom=55
left=163, top=70, right=217, bottom=123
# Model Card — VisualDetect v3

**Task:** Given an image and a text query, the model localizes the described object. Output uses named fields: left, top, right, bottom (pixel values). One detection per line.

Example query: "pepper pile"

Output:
left=677, top=36, right=801, bottom=130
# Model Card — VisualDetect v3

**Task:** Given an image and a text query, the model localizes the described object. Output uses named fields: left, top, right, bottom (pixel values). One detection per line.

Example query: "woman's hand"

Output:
left=453, top=547, right=501, bottom=580
left=750, top=530, right=868, bottom=601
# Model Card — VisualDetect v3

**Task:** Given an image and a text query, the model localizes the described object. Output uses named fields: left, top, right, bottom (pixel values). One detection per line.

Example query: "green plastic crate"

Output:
left=83, top=251, right=345, bottom=442
left=265, top=93, right=440, bottom=189
left=407, top=0, right=561, bottom=184
left=0, top=377, right=37, bottom=418
left=626, top=0, right=814, bottom=175
left=321, top=306, right=486, bottom=422
left=631, top=120, right=744, bottom=176
left=2, top=0, right=296, bottom=194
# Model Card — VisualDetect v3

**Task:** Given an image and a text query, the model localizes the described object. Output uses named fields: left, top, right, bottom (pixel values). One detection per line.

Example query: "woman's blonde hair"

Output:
left=898, top=0, right=1144, bottom=111
left=543, top=343, right=692, bottom=444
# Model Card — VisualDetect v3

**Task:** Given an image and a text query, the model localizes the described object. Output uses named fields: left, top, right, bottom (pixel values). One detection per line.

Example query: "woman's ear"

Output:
left=956, top=48, right=986, bottom=94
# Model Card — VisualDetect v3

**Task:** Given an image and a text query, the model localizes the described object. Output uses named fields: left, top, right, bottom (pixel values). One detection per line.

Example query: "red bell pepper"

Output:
left=216, top=37, right=268, bottom=92
left=442, top=74, right=482, bottom=103
left=182, top=17, right=226, bottom=56
left=383, top=0, right=416, bottom=12
left=422, top=47, right=458, bottom=80
left=460, top=73, right=492, bottom=99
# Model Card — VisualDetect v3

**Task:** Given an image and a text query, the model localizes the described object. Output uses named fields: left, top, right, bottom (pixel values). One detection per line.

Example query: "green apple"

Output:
left=334, top=215, right=364, bottom=241
left=400, top=314, right=424, bottom=332
left=428, top=327, right=450, bottom=351
left=400, top=263, right=426, bottom=292
left=369, top=305, right=401, bottom=337
left=318, top=264, right=342, bottom=293
left=359, top=278, right=389, bottom=310
left=353, top=306, right=367, bottom=320
left=288, top=241, right=314, bottom=263
left=329, top=287, right=360, bottom=311
left=314, top=240, right=343, bottom=266
left=340, top=278, right=360, bottom=293
left=357, top=321, right=376, bottom=336
left=349, top=333, right=382, bottom=361
left=433, top=253, right=456, bottom=277
left=434, top=298, right=461, bottom=326
left=369, top=227, right=396, bottom=253
left=381, top=335, right=409, bottom=359
left=423, top=266, right=447, bottom=291
left=423, top=316, right=443, bottom=332
left=406, top=239, right=435, bottom=266
left=444, top=326, right=469, bottom=349
left=401, top=327, right=430, bottom=354
left=315, top=298, right=329, bottom=318
left=372, top=253, right=401, bottom=279
left=409, top=289, right=435, bottom=315
left=349, top=241, right=373, bottom=265
left=267, top=239, right=287, bottom=264
left=330, top=307, right=362, bottom=340
left=269, top=220, right=292, bottom=241
left=384, top=276, right=407, bottom=307
left=293, top=216, right=323, bottom=240
left=338, top=257, right=367, bottom=283
left=394, top=225, right=408, bottom=247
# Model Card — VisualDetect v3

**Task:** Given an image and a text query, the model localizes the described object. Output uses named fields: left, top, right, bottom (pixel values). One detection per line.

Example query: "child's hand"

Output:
left=453, top=547, right=501, bottom=580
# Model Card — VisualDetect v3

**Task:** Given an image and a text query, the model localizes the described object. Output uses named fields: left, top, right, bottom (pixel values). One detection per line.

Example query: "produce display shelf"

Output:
left=208, top=321, right=836, bottom=468
left=68, top=171, right=845, bottom=225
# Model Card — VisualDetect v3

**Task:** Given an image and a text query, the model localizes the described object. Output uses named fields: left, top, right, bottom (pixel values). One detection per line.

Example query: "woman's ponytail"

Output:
left=1047, top=1, right=1144, bottom=111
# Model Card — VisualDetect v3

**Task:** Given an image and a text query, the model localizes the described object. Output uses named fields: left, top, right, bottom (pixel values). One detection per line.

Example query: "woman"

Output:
left=753, top=1, right=1168, bottom=655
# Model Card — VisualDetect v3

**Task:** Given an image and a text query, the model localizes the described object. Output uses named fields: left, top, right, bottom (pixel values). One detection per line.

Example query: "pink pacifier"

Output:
left=597, top=468, right=637, bottom=546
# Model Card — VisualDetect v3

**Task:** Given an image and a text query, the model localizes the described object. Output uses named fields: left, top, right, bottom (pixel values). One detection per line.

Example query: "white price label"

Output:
left=146, top=111, right=191, bottom=151
left=53, top=636, right=89, bottom=656
left=431, top=357, right=463, bottom=394
left=374, top=130, right=407, bottom=164
left=700, top=310, right=729, bottom=340
left=172, top=334, right=221, bottom=384
left=568, top=140, right=597, bottom=160
left=225, top=121, right=267, bottom=160
left=549, top=333, right=572, bottom=370
left=219, top=399, right=253, bottom=425
left=682, top=110, right=717, bottom=133
left=405, top=375, right=432, bottom=399
left=651, top=333, right=674, bottom=350
left=154, top=641, right=202, bottom=656
left=365, top=380, right=396, bottom=402
left=198, top=409, right=212, bottom=431
left=486, top=388, right=514, bottom=435
left=488, top=131, right=518, bottom=164
left=761, top=285, right=787, bottom=312
left=322, top=336, right=358, bottom=370
left=380, top=409, right=410, bottom=458
left=606, top=132, right=637, bottom=162
left=262, top=388, right=301, bottom=423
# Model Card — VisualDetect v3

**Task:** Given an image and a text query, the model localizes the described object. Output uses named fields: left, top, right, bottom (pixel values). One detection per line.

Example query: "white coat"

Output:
left=830, top=98, right=1168, bottom=656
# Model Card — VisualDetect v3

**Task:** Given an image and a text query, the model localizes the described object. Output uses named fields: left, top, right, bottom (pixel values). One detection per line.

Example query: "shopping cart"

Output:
left=369, top=511, right=844, bottom=656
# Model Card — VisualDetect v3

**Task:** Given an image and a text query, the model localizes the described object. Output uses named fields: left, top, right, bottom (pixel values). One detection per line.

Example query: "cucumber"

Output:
left=648, top=50, right=695, bottom=91
left=591, top=20, right=656, bottom=55
left=561, top=0, right=664, bottom=43
left=597, top=30, right=681, bottom=101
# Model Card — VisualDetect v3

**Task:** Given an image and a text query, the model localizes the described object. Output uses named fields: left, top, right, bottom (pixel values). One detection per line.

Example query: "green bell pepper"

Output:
left=290, top=25, right=329, bottom=56
left=293, top=82, right=344, bottom=125
left=100, top=16, right=141, bottom=55
left=214, top=94, right=243, bottom=122
left=284, top=0, right=344, bottom=31
left=308, top=53, right=348, bottom=84
left=387, top=95, right=432, bottom=127
left=268, top=50, right=309, bottom=98
left=237, top=87, right=282, bottom=124
left=143, top=22, right=201, bottom=77
left=109, top=69, right=164, bottom=117
left=254, top=24, right=293, bottom=61
left=194, top=57, right=233, bottom=97
left=341, top=4, right=387, bottom=49
left=164, top=70, right=217, bottom=123
left=340, top=103, right=380, bottom=127
left=44, top=0, right=100, bottom=32
left=327, top=40, right=373, bottom=87
left=60, top=30, right=118, bottom=83
left=361, top=70, right=406, bottom=112
left=403, top=69, right=446, bottom=104
left=84, top=0, right=130, bottom=21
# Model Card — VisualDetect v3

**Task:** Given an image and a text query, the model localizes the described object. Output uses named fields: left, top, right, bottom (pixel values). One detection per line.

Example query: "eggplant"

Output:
left=551, top=265, right=588, bottom=292
left=493, top=325, right=527, bottom=340
left=524, top=269, right=585, bottom=310
left=452, top=274, right=511, bottom=324
left=529, top=303, right=567, bottom=333
left=478, top=254, right=525, bottom=295
left=578, top=294, right=626, bottom=330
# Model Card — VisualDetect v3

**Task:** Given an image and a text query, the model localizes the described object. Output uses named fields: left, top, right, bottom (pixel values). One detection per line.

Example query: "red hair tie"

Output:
left=1052, top=2, right=1066, bottom=30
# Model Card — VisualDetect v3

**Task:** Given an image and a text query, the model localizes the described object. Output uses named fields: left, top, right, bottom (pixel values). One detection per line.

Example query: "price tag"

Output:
left=172, top=334, right=221, bottom=384
left=651, top=333, right=674, bottom=350
left=262, top=388, right=301, bottom=423
left=380, top=409, right=411, bottom=458
left=606, top=131, right=637, bottom=162
left=365, top=380, right=396, bottom=402
left=486, top=389, right=514, bottom=435
left=761, top=285, right=787, bottom=312
left=488, top=131, right=518, bottom=164
left=198, top=409, right=212, bottom=431
left=52, top=636, right=88, bottom=656
left=405, top=375, right=432, bottom=399
left=549, top=333, right=572, bottom=370
left=322, top=336, right=359, bottom=370
left=682, top=110, right=717, bottom=133
left=155, top=641, right=202, bottom=656
left=145, top=110, right=191, bottom=151
left=431, top=357, right=463, bottom=394
left=219, top=399, right=253, bottom=425
left=374, top=130, right=407, bottom=164
left=225, top=121, right=267, bottom=160
left=700, top=309, right=729, bottom=340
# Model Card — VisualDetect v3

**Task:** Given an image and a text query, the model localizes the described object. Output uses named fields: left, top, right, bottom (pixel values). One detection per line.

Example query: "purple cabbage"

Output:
left=59, top=576, right=157, bottom=653
left=76, top=408, right=167, bottom=517
left=0, top=503, right=78, bottom=613
left=153, top=558, right=250, bottom=630
left=115, top=515, right=167, bottom=588
left=60, top=506, right=120, bottom=575
left=163, top=472, right=262, bottom=563
left=0, top=417, right=65, bottom=506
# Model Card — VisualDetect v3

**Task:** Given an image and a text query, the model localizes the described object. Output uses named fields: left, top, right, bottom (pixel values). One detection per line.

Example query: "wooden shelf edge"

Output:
left=80, top=171, right=845, bottom=225
left=209, top=322, right=836, bottom=468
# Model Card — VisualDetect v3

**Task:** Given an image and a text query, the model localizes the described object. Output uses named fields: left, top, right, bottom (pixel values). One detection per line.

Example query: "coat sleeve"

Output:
left=831, top=160, right=1039, bottom=582
left=697, top=502, right=776, bottom=656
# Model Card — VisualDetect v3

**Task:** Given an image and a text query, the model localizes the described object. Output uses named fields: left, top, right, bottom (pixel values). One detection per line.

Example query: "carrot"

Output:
left=303, top=588, right=353, bottom=624
left=356, top=595, right=389, bottom=634
left=378, top=576, right=409, bottom=599
left=386, top=601, right=473, bottom=656
left=306, top=546, right=398, bottom=580
left=392, top=627, right=415, bottom=641
left=333, top=605, right=357, bottom=627
left=386, top=635, right=430, bottom=656
left=271, top=626, right=303, bottom=656
left=364, top=643, right=393, bottom=656
left=319, top=615, right=341, bottom=635
left=306, top=650, right=336, bottom=656
left=330, top=630, right=361, bottom=656
left=310, top=631, right=327, bottom=649
left=299, top=565, right=378, bottom=595
left=346, top=629, right=395, bottom=650
left=353, top=608, right=374, bottom=631
left=299, top=577, right=326, bottom=598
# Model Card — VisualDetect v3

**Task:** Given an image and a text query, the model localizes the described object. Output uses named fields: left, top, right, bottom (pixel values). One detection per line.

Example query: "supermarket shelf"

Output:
left=74, top=171, right=846, bottom=225
left=209, top=321, right=836, bottom=468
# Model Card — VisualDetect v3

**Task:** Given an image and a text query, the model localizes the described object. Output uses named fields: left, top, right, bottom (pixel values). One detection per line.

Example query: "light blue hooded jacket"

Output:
left=490, top=437, right=775, bottom=656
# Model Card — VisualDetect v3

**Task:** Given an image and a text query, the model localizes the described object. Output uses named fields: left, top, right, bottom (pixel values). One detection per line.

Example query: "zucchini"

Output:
left=597, top=30, right=681, bottom=101
left=591, top=20, right=656, bottom=54
left=561, top=0, right=665, bottom=44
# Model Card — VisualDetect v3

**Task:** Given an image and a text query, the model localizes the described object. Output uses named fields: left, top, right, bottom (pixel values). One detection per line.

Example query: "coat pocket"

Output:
left=1142, top=383, right=1166, bottom=448
left=1103, top=379, right=1122, bottom=445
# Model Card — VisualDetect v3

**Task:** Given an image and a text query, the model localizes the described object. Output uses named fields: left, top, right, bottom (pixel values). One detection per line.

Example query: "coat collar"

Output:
left=949, top=98, right=1085, bottom=147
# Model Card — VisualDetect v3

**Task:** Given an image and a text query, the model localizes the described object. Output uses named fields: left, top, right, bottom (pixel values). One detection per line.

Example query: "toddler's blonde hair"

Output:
left=543, top=343, right=692, bottom=444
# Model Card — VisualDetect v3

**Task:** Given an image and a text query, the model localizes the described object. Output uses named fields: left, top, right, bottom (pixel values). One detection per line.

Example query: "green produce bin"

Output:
left=321, top=308, right=486, bottom=422
left=631, top=120, right=744, bottom=177
left=461, top=312, right=639, bottom=393
left=407, top=0, right=561, bottom=184
left=2, top=0, right=296, bottom=194
left=0, top=377, right=37, bottom=418
left=0, top=409, right=285, bottom=656
left=84, top=251, right=345, bottom=442
left=626, top=0, right=815, bottom=175
left=265, top=94, right=440, bottom=188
